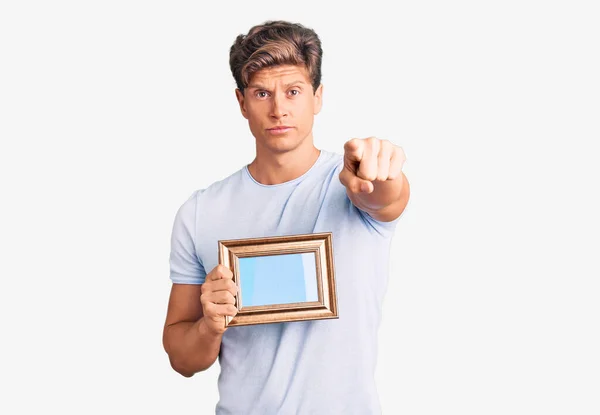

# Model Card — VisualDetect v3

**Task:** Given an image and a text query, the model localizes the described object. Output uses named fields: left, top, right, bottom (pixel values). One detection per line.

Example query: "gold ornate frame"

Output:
left=218, top=232, right=338, bottom=327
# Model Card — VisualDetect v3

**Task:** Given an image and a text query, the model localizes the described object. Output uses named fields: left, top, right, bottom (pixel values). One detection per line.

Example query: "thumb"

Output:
left=339, top=167, right=374, bottom=194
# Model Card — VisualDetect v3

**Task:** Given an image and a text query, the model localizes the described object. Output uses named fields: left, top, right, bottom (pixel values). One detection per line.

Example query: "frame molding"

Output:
left=218, top=232, right=338, bottom=327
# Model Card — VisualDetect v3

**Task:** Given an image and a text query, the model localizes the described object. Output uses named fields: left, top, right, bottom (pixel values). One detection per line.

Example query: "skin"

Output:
left=237, top=64, right=324, bottom=185
left=163, top=64, right=410, bottom=377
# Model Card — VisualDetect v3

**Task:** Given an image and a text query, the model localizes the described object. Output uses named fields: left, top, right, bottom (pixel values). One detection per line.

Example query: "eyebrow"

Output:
left=247, top=80, right=307, bottom=90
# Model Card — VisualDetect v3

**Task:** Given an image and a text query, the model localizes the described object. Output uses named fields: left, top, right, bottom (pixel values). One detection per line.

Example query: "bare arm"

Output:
left=162, top=266, right=238, bottom=377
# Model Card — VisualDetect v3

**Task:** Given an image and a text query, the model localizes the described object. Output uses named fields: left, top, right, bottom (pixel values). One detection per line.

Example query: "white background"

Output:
left=1, top=1, right=598, bottom=414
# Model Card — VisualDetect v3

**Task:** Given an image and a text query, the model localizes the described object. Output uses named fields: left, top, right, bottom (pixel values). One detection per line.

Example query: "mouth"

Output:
left=267, top=126, right=294, bottom=134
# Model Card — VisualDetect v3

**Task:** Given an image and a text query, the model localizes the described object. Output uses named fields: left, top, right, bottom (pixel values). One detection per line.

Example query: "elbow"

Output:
left=163, top=329, right=195, bottom=377
left=166, top=351, right=214, bottom=378
left=173, top=364, right=196, bottom=378
left=162, top=324, right=217, bottom=377
left=168, top=355, right=199, bottom=378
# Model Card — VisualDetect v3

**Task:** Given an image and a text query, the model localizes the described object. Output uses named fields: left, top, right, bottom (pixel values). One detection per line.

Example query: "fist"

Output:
left=339, top=137, right=406, bottom=194
left=200, top=265, right=239, bottom=335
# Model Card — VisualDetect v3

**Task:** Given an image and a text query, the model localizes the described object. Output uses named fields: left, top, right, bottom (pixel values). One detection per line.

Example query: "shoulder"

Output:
left=181, top=167, right=246, bottom=204
left=202, top=168, right=245, bottom=197
left=172, top=167, right=245, bottom=230
left=320, top=149, right=344, bottom=170
left=309, top=149, right=344, bottom=185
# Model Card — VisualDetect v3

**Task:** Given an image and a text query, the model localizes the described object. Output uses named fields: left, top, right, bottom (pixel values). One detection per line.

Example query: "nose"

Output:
left=270, top=93, right=288, bottom=119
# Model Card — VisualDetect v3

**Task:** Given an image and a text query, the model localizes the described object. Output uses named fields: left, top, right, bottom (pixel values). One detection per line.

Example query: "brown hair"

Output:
left=229, top=20, right=323, bottom=95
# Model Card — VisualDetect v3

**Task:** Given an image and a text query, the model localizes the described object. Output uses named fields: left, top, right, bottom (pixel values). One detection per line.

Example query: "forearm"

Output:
left=164, top=318, right=223, bottom=377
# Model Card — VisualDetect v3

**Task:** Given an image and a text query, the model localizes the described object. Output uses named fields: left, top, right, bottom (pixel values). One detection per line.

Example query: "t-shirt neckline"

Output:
left=244, top=150, right=326, bottom=188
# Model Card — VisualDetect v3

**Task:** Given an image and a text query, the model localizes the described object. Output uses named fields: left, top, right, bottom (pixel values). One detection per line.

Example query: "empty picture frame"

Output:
left=218, top=232, right=338, bottom=327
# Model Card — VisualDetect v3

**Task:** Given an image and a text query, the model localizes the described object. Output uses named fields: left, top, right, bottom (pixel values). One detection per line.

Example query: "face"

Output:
left=235, top=64, right=323, bottom=154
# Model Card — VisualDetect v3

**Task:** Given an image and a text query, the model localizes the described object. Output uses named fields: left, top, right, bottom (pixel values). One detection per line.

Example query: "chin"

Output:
left=262, top=135, right=304, bottom=153
left=266, top=142, right=300, bottom=154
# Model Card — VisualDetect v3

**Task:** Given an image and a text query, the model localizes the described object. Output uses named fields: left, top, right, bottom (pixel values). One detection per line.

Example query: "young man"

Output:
left=163, top=20, right=410, bottom=414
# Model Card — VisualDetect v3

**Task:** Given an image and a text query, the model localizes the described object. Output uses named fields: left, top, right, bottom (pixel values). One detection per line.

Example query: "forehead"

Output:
left=249, top=64, right=311, bottom=86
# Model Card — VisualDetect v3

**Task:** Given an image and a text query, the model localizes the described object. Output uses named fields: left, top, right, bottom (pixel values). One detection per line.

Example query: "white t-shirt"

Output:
left=169, top=149, right=400, bottom=414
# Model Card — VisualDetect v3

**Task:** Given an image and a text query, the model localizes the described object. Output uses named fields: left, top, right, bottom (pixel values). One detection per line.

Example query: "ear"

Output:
left=235, top=89, right=248, bottom=119
left=313, top=83, right=323, bottom=115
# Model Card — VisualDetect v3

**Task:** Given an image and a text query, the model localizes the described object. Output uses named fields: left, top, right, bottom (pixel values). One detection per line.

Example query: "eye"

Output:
left=255, top=91, right=269, bottom=99
left=289, top=89, right=300, bottom=96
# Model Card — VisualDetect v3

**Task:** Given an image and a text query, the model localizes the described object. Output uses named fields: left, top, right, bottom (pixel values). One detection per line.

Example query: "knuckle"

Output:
left=203, top=302, right=214, bottom=315
left=202, top=281, right=214, bottom=291
left=200, top=291, right=210, bottom=303
left=339, top=169, right=349, bottom=181
left=381, top=145, right=393, bottom=156
left=364, top=172, right=377, bottom=181
left=214, top=265, right=226, bottom=278
left=221, top=265, right=233, bottom=278
left=344, top=139, right=359, bottom=152
left=214, top=304, right=226, bottom=316
left=226, top=292, right=236, bottom=304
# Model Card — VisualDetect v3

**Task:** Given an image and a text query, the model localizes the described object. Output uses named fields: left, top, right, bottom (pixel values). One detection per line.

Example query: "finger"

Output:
left=202, top=290, right=236, bottom=306
left=207, top=264, right=233, bottom=281
left=387, top=147, right=406, bottom=180
left=217, top=304, right=238, bottom=318
left=357, top=137, right=380, bottom=181
left=201, top=278, right=238, bottom=299
left=339, top=166, right=374, bottom=194
left=343, top=138, right=365, bottom=162
left=376, top=140, right=393, bottom=181
left=205, top=302, right=238, bottom=318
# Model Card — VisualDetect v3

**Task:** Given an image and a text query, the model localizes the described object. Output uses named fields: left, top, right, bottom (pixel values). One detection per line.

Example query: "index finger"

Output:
left=207, top=264, right=233, bottom=281
left=343, top=138, right=365, bottom=162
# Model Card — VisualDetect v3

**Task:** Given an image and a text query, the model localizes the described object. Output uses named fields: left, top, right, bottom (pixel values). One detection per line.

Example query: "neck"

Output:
left=248, top=137, right=321, bottom=185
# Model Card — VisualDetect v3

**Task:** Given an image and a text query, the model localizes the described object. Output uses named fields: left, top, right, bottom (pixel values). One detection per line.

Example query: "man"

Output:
left=163, top=20, right=410, bottom=414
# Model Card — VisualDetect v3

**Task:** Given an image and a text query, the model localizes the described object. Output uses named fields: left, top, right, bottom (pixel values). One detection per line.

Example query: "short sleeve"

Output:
left=169, top=191, right=207, bottom=284
left=356, top=208, right=401, bottom=238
